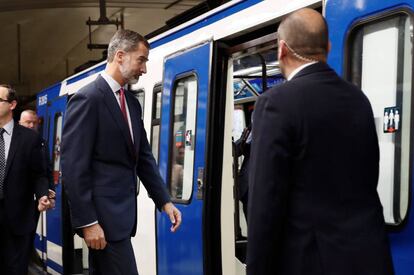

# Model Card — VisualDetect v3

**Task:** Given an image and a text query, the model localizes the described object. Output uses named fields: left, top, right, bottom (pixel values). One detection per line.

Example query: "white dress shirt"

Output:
left=286, top=61, right=317, bottom=81
left=100, top=71, right=134, bottom=141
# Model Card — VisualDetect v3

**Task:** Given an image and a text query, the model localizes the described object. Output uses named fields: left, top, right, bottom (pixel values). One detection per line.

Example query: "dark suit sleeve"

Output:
left=61, top=92, right=98, bottom=228
left=31, top=134, right=49, bottom=199
left=41, top=140, right=55, bottom=191
left=247, top=94, right=293, bottom=274
left=136, top=117, right=171, bottom=211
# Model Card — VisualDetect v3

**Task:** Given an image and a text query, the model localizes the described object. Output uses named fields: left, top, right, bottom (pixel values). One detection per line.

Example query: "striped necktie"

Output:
left=0, top=128, right=6, bottom=199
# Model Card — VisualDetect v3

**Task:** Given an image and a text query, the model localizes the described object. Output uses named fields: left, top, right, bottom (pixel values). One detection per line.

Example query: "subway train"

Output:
left=34, top=0, right=414, bottom=274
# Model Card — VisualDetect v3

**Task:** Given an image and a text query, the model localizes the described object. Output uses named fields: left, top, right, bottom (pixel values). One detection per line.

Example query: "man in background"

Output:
left=247, top=9, right=394, bottom=275
left=0, top=85, right=51, bottom=274
left=19, top=109, right=55, bottom=198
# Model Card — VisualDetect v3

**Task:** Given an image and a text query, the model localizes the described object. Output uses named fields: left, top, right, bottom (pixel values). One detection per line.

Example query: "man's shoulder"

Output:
left=68, top=78, right=106, bottom=107
left=15, top=124, right=41, bottom=142
left=77, top=77, right=101, bottom=96
left=262, top=80, right=298, bottom=101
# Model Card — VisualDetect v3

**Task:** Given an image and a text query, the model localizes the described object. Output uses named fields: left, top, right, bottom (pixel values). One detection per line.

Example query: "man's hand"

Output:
left=83, top=223, right=107, bottom=250
left=38, top=196, right=51, bottom=212
left=162, top=202, right=182, bottom=232
left=48, top=189, right=56, bottom=209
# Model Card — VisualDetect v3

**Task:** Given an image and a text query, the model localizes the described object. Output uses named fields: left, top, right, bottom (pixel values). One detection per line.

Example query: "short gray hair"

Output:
left=107, top=29, right=149, bottom=62
left=20, top=109, right=37, bottom=119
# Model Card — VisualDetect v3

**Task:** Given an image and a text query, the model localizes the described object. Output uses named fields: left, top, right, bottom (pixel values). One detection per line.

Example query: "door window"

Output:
left=52, top=114, right=63, bottom=185
left=151, top=84, right=162, bottom=162
left=168, top=75, right=197, bottom=202
left=347, top=13, right=412, bottom=224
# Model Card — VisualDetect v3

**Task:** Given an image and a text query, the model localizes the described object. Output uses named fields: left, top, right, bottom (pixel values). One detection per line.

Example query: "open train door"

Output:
left=157, top=41, right=213, bottom=275
left=44, top=95, right=67, bottom=274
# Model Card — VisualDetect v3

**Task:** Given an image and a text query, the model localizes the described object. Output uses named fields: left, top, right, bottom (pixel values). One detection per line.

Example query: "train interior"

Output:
left=228, top=36, right=284, bottom=264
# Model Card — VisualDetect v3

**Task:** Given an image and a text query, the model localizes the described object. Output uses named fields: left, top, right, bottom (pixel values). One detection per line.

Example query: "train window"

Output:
left=168, top=75, right=197, bottom=202
left=151, top=84, right=162, bottom=162
left=130, top=88, right=145, bottom=116
left=233, top=47, right=284, bottom=104
left=52, top=113, right=63, bottom=185
left=347, top=13, right=412, bottom=225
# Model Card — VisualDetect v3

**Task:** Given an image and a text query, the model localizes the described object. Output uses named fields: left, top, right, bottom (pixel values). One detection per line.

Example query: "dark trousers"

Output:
left=89, top=238, right=138, bottom=275
left=0, top=200, right=32, bottom=275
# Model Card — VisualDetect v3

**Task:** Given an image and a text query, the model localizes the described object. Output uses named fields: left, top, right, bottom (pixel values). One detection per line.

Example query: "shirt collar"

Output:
left=101, top=70, right=124, bottom=94
left=287, top=61, right=317, bottom=81
left=3, top=119, right=14, bottom=136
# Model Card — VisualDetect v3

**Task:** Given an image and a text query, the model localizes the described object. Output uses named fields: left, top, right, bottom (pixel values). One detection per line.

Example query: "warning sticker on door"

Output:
left=383, top=107, right=400, bottom=133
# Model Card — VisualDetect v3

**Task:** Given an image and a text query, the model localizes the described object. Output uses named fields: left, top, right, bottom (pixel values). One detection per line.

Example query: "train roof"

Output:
left=38, top=0, right=321, bottom=97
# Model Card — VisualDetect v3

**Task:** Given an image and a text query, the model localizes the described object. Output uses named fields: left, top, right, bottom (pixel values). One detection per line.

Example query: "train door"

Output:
left=220, top=36, right=285, bottom=274
left=326, top=1, right=414, bottom=274
left=44, top=95, right=67, bottom=274
left=34, top=91, right=50, bottom=267
left=157, top=42, right=212, bottom=275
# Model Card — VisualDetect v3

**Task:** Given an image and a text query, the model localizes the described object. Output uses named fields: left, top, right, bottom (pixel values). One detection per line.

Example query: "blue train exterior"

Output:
left=34, top=0, right=414, bottom=274
left=326, top=1, right=414, bottom=274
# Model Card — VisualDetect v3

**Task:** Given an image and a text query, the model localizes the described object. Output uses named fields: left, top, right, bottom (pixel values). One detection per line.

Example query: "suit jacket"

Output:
left=2, top=124, right=48, bottom=235
left=41, top=138, right=55, bottom=191
left=234, top=132, right=250, bottom=199
left=247, top=62, right=394, bottom=275
left=61, top=75, right=170, bottom=242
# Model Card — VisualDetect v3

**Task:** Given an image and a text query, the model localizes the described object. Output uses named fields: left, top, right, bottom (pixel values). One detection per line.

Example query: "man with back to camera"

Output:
left=247, top=8, right=394, bottom=275
left=61, top=29, right=182, bottom=275
left=0, top=85, right=51, bottom=274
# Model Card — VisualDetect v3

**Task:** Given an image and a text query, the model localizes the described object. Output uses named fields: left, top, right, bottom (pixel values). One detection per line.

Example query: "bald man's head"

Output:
left=20, top=109, right=38, bottom=131
left=278, top=8, right=329, bottom=60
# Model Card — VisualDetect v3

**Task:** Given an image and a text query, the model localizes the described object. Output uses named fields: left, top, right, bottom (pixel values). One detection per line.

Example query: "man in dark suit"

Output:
left=234, top=125, right=251, bottom=220
left=19, top=109, right=56, bottom=200
left=247, top=9, right=394, bottom=275
left=61, top=29, right=182, bottom=275
left=19, top=109, right=56, bottom=266
left=0, top=85, right=51, bottom=275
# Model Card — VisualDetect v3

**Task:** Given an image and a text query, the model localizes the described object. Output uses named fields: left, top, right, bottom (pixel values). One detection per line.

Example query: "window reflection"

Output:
left=169, top=76, right=197, bottom=202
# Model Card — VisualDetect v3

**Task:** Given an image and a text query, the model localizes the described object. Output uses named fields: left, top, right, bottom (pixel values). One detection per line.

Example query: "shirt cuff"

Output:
left=76, top=221, right=98, bottom=229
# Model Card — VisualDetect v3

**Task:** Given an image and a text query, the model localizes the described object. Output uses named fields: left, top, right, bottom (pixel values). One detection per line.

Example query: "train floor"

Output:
left=28, top=262, right=48, bottom=275
left=28, top=264, right=88, bottom=275
left=28, top=261, right=88, bottom=275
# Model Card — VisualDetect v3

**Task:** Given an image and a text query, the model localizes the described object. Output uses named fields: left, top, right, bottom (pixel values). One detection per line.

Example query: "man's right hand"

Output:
left=83, top=223, right=107, bottom=250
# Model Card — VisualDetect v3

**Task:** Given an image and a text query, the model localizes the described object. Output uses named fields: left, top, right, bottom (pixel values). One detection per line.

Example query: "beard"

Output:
left=120, top=63, right=140, bottom=84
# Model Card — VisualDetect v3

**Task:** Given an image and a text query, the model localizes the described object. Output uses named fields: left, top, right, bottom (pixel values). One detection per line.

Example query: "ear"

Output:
left=327, top=41, right=332, bottom=54
left=115, top=50, right=125, bottom=64
left=10, top=100, right=17, bottom=111
left=278, top=40, right=289, bottom=61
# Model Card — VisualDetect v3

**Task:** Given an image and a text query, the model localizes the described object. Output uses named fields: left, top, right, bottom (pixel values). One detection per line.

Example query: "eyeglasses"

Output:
left=0, top=98, right=11, bottom=103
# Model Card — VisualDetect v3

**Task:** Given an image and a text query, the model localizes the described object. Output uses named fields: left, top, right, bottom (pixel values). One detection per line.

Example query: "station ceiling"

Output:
left=0, top=0, right=207, bottom=107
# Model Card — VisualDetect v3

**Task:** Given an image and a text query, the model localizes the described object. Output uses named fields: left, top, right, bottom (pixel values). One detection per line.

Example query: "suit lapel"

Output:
left=96, top=75, right=135, bottom=158
left=125, top=91, right=141, bottom=156
left=5, top=124, right=21, bottom=177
